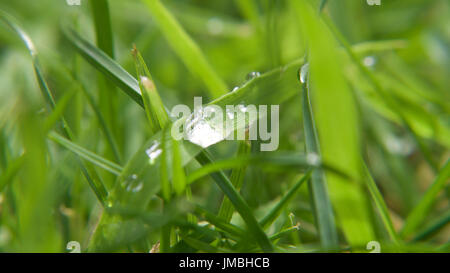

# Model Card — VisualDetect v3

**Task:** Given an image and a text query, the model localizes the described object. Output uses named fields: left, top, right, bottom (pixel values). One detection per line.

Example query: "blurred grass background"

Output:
left=0, top=0, right=448, bottom=252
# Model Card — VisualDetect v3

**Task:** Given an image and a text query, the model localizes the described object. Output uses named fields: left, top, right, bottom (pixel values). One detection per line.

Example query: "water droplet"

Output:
left=146, top=141, right=162, bottom=165
left=384, top=135, right=414, bottom=156
left=207, top=18, right=224, bottom=35
left=306, top=152, right=321, bottom=166
left=299, top=63, right=309, bottom=84
left=246, top=71, right=261, bottom=81
left=122, top=174, right=144, bottom=193
left=232, top=86, right=239, bottom=92
left=185, top=118, right=225, bottom=148
left=363, top=56, right=376, bottom=68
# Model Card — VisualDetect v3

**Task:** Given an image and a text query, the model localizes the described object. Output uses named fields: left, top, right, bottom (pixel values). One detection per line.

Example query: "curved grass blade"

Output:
left=48, top=132, right=123, bottom=176
left=401, top=159, right=450, bottom=238
left=61, top=25, right=144, bottom=107
left=194, top=205, right=245, bottom=237
left=195, top=151, right=273, bottom=252
left=142, top=0, right=228, bottom=98
left=411, top=210, right=450, bottom=242
left=132, top=46, right=169, bottom=132
left=260, top=171, right=312, bottom=229
left=186, top=153, right=311, bottom=185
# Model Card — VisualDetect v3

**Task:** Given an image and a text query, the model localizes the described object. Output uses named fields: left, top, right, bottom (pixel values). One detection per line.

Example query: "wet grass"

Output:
left=0, top=0, right=448, bottom=253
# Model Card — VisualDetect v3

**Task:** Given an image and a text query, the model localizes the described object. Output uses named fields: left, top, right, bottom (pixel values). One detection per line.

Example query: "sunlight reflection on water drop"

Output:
left=146, top=141, right=162, bottom=165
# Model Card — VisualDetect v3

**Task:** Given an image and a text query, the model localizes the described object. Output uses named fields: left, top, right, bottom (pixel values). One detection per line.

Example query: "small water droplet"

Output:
left=363, top=56, right=376, bottom=68
left=306, top=152, right=321, bottom=166
left=232, top=86, right=239, bottom=92
left=207, top=17, right=224, bottom=35
left=122, top=174, right=144, bottom=193
left=146, top=141, right=162, bottom=165
left=299, top=63, right=309, bottom=84
left=384, top=135, right=414, bottom=156
left=185, top=118, right=225, bottom=148
left=246, top=71, right=261, bottom=81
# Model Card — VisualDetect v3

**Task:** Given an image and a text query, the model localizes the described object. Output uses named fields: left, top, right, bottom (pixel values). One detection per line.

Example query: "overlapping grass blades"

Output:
left=300, top=66, right=339, bottom=249
left=142, top=0, right=228, bottom=98
left=0, top=11, right=109, bottom=206
left=292, top=0, right=375, bottom=246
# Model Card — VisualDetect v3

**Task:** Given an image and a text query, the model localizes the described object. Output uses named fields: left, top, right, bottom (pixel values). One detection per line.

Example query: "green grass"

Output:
left=0, top=0, right=448, bottom=253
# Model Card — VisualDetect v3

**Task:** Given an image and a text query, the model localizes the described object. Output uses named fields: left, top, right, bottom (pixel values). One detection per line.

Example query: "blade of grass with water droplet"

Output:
left=300, top=69, right=339, bottom=250
left=132, top=46, right=169, bottom=132
left=142, top=0, right=228, bottom=98
left=293, top=0, right=376, bottom=247
left=65, top=25, right=306, bottom=251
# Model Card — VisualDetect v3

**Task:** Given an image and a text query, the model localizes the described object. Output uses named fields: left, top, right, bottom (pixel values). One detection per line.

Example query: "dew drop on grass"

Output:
left=146, top=140, right=162, bottom=165
left=384, top=135, right=414, bottom=156
left=122, top=174, right=144, bottom=193
left=185, top=111, right=226, bottom=148
left=299, top=63, right=309, bottom=84
left=306, top=152, right=321, bottom=166
left=207, top=17, right=224, bottom=35
left=232, top=86, right=239, bottom=92
left=246, top=71, right=261, bottom=81
left=363, top=56, right=376, bottom=68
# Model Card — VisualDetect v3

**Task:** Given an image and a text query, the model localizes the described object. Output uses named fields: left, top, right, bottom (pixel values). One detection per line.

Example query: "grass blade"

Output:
left=401, top=159, right=450, bottom=238
left=90, top=0, right=114, bottom=58
left=172, top=137, right=187, bottom=196
left=61, top=26, right=144, bottom=107
left=132, top=46, right=170, bottom=132
left=0, top=155, right=25, bottom=193
left=218, top=141, right=250, bottom=223
left=48, top=131, right=123, bottom=176
left=142, top=0, right=228, bottom=98
left=300, top=66, right=339, bottom=249
left=293, top=0, right=375, bottom=247
left=196, top=151, right=273, bottom=252
left=1, top=12, right=108, bottom=205
left=260, top=171, right=312, bottom=229
left=411, top=211, right=450, bottom=242
left=362, top=164, right=400, bottom=244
